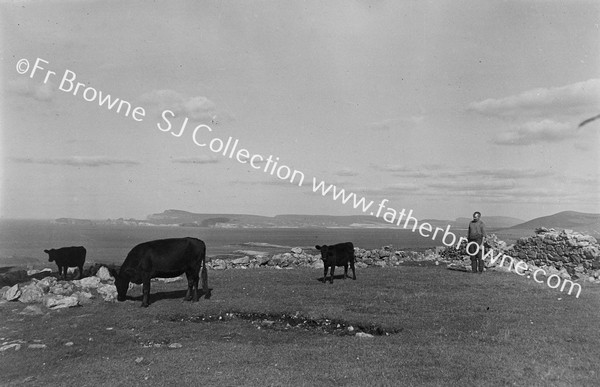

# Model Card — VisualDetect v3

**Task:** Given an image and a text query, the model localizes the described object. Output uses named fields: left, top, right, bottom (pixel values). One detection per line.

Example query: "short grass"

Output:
left=1, top=265, right=599, bottom=386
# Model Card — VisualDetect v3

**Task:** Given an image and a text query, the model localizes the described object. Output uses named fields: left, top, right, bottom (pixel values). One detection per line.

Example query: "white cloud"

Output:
left=367, top=116, right=424, bottom=131
left=494, top=120, right=575, bottom=146
left=11, top=156, right=138, bottom=167
left=172, top=156, right=220, bottom=165
left=139, top=89, right=223, bottom=122
left=334, top=168, right=359, bottom=177
left=468, top=78, right=600, bottom=120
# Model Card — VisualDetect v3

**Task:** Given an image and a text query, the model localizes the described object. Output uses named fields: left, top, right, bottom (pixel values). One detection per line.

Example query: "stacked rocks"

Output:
left=507, top=228, right=600, bottom=280
left=0, top=266, right=118, bottom=308
left=206, top=245, right=442, bottom=270
left=439, top=228, right=600, bottom=282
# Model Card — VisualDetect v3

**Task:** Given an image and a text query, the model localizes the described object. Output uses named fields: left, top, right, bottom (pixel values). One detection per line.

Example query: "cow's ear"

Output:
left=315, top=245, right=321, bottom=250
left=43, top=249, right=50, bottom=254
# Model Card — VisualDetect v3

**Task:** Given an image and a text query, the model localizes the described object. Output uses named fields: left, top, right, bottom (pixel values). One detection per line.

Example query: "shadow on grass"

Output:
left=126, top=288, right=214, bottom=304
left=316, top=274, right=357, bottom=283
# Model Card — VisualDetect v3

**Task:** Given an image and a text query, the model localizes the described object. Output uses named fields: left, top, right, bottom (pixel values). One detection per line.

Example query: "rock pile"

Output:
left=507, top=228, right=600, bottom=282
left=0, top=266, right=117, bottom=309
left=441, top=229, right=600, bottom=283
left=207, top=245, right=441, bottom=270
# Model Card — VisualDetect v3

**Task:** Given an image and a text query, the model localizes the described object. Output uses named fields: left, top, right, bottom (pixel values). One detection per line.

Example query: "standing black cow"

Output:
left=44, top=246, right=86, bottom=280
left=315, top=242, right=356, bottom=284
left=112, top=237, right=209, bottom=307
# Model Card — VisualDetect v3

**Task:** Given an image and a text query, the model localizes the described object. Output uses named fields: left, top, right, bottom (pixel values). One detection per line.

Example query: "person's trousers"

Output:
left=467, top=237, right=484, bottom=273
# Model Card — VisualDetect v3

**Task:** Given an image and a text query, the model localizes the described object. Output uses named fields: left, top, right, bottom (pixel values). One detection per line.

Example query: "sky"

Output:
left=1, top=0, right=599, bottom=222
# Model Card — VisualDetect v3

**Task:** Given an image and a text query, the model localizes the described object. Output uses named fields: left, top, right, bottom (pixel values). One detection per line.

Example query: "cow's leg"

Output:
left=192, top=270, right=199, bottom=302
left=77, top=265, right=83, bottom=279
left=201, top=264, right=209, bottom=299
left=330, top=265, right=335, bottom=284
left=60, top=265, right=66, bottom=280
left=323, top=265, right=328, bottom=283
left=350, top=260, right=356, bottom=280
left=343, top=263, right=349, bottom=279
left=141, top=274, right=151, bottom=307
left=184, top=272, right=194, bottom=301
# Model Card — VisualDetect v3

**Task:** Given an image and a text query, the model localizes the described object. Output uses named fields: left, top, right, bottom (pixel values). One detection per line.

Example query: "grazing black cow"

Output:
left=315, top=242, right=356, bottom=284
left=44, top=246, right=86, bottom=280
left=112, top=237, right=209, bottom=307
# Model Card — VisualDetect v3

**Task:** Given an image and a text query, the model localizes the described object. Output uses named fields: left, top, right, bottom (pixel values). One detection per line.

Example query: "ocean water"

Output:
left=0, top=219, right=443, bottom=268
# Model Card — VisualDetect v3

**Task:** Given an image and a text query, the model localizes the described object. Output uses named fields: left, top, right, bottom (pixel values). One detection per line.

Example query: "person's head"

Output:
left=472, top=211, right=481, bottom=221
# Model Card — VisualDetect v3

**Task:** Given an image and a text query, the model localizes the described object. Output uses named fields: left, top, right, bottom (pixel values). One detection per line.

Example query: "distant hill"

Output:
left=146, top=210, right=397, bottom=228
left=51, top=210, right=597, bottom=233
left=509, top=211, right=600, bottom=235
left=421, top=216, right=524, bottom=230
left=144, top=210, right=523, bottom=229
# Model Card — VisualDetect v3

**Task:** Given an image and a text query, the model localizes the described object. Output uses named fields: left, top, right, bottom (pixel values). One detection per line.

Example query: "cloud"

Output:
left=373, top=164, right=552, bottom=180
left=140, top=89, right=229, bottom=122
left=367, top=116, right=424, bottom=131
left=234, top=179, right=299, bottom=188
left=493, top=120, right=574, bottom=145
left=334, top=168, right=359, bottom=177
left=11, top=156, right=139, bottom=167
left=8, top=78, right=55, bottom=101
left=172, top=156, right=220, bottom=165
left=426, top=179, right=516, bottom=192
left=468, top=78, right=600, bottom=120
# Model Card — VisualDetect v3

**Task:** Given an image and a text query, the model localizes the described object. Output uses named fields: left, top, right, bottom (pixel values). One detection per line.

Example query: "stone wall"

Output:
left=207, top=245, right=441, bottom=270
left=507, top=228, right=600, bottom=280
left=441, top=228, right=600, bottom=282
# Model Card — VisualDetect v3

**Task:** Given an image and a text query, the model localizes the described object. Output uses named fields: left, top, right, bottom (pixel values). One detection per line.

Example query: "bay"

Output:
left=0, top=219, right=443, bottom=268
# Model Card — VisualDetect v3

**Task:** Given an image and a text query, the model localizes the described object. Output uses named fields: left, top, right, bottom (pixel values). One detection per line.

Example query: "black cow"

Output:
left=112, top=237, right=209, bottom=307
left=44, top=246, right=86, bottom=280
left=315, top=242, right=356, bottom=284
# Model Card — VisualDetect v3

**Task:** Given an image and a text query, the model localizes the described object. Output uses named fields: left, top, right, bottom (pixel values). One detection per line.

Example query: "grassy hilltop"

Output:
left=1, top=265, right=599, bottom=385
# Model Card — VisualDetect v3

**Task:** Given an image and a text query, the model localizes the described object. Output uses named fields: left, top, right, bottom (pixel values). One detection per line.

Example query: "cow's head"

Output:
left=108, top=267, right=129, bottom=302
left=315, top=245, right=332, bottom=261
left=44, top=249, right=55, bottom=262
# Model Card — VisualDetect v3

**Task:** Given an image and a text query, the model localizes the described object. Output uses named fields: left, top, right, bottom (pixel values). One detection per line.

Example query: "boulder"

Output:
left=4, top=284, right=21, bottom=301
left=26, top=268, right=52, bottom=276
left=44, top=295, right=79, bottom=309
left=73, top=291, right=94, bottom=304
left=50, top=283, right=73, bottom=295
left=35, top=277, right=57, bottom=293
left=211, top=259, right=227, bottom=270
left=269, top=255, right=283, bottom=266
left=96, top=284, right=118, bottom=302
left=231, top=256, right=250, bottom=265
left=291, top=247, right=303, bottom=254
left=73, top=276, right=102, bottom=289
left=95, top=266, right=113, bottom=281
left=0, top=286, right=9, bottom=299
left=18, top=284, right=45, bottom=303
left=257, top=255, right=271, bottom=266
left=19, top=305, right=44, bottom=316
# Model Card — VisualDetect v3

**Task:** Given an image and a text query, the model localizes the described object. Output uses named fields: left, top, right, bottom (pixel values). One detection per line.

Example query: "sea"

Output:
left=0, top=219, right=450, bottom=269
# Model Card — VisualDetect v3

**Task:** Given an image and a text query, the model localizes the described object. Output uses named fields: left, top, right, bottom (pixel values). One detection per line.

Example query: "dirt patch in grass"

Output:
left=164, top=310, right=402, bottom=336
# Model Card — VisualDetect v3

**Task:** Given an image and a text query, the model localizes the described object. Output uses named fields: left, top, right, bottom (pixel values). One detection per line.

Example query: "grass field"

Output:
left=1, top=264, right=599, bottom=386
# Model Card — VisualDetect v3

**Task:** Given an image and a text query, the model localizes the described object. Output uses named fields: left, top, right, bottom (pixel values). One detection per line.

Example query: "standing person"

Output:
left=467, top=211, right=486, bottom=273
